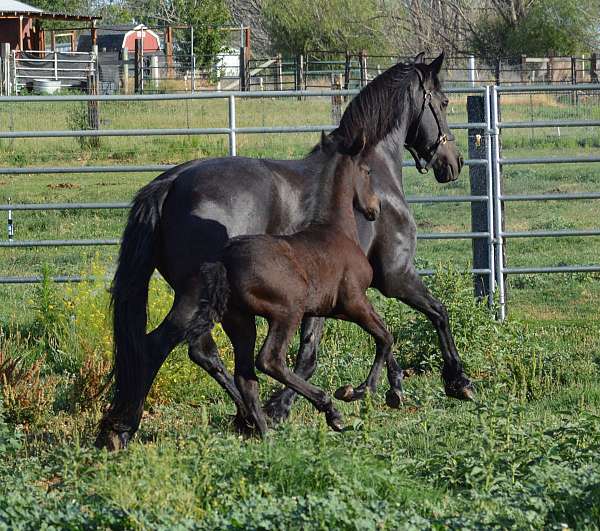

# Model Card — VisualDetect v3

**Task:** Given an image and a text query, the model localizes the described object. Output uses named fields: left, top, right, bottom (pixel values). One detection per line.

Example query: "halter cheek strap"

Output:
left=404, top=70, right=454, bottom=174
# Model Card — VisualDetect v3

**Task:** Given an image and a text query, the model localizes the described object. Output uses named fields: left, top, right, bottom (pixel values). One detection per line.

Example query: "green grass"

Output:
left=1, top=269, right=600, bottom=529
left=0, top=92, right=599, bottom=527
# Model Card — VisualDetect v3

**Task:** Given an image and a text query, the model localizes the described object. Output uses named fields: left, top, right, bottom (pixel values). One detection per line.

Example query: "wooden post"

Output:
left=135, top=38, right=143, bottom=93
left=91, top=20, right=97, bottom=48
left=520, top=54, right=527, bottom=84
left=87, top=71, right=100, bottom=149
left=591, top=52, right=598, bottom=83
left=546, top=54, right=553, bottom=83
left=18, top=16, right=23, bottom=51
left=165, top=26, right=174, bottom=79
left=359, top=49, right=368, bottom=87
left=275, top=53, right=283, bottom=90
left=467, top=95, right=490, bottom=300
left=239, top=46, right=247, bottom=91
left=495, top=59, right=501, bottom=85
left=295, top=53, right=304, bottom=98
left=121, top=47, right=129, bottom=94
left=51, top=31, right=56, bottom=51
left=331, top=73, right=342, bottom=125
left=1, top=43, right=10, bottom=96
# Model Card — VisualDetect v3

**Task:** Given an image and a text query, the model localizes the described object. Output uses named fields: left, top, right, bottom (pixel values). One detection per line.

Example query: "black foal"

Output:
left=194, top=132, right=404, bottom=436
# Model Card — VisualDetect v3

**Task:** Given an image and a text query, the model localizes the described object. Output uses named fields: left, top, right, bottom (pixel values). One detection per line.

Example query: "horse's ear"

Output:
left=346, top=130, right=366, bottom=157
left=429, top=51, right=444, bottom=76
left=414, top=52, right=425, bottom=64
left=320, top=130, right=335, bottom=153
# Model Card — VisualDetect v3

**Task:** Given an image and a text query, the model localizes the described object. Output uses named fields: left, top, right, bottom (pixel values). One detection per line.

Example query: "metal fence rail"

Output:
left=0, top=84, right=598, bottom=319
left=490, top=83, right=600, bottom=319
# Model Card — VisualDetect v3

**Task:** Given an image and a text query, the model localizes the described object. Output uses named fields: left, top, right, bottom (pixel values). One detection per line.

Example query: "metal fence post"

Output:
left=467, top=94, right=491, bottom=301
left=228, top=94, right=236, bottom=156
left=490, top=85, right=506, bottom=319
left=483, top=86, right=495, bottom=303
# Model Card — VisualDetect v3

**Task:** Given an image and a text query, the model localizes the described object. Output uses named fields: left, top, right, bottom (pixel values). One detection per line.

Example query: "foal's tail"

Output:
left=110, top=173, right=178, bottom=419
left=187, top=262, right=231, bottom=339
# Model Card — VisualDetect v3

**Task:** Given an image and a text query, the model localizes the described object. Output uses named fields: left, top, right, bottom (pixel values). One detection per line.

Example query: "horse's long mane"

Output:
left=332, top=61, right=417, bottom=151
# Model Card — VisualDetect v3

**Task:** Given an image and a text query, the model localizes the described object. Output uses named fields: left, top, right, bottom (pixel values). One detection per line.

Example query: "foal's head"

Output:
left=321, top=131, right=380, bottom=221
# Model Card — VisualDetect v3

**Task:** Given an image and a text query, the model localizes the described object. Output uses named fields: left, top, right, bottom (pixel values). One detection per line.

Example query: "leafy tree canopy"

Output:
left=263, top=0, right=390, bottom=56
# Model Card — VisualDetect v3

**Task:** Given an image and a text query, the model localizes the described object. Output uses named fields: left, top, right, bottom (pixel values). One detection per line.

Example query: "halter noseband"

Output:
left=404, top=69, right=455, bottom=174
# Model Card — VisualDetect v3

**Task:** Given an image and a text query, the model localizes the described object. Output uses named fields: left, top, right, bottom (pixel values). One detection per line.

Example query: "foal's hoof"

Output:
left=325, top=410, right=345, bottom=432
left=334, top=384, right=356, bottom=402
left=445, top=379, right=475, bottom=401
left=385, top=388, right=404, bottom=409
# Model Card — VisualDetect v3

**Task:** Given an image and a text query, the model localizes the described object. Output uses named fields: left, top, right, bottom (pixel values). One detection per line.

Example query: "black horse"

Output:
left=97, top=52, right=472, bottom=450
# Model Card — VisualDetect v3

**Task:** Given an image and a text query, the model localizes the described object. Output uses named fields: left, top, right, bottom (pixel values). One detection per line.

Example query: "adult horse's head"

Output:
left=330, top=50, right=463, bottom=184
left=405, top=52, right=464, bottom=183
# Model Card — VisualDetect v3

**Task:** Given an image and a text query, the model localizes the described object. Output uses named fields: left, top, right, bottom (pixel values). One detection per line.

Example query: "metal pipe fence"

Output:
left=0, top=84, right=598, bottom=319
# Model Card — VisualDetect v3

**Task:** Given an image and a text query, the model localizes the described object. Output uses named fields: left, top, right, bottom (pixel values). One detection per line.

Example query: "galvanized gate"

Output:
left=0, top=85, right=598, bottom=318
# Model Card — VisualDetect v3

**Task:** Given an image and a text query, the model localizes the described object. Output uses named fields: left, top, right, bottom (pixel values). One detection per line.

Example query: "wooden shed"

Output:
left=0, top=0, right=100, bottom=51
left=78, top=25, right=161, bottom=54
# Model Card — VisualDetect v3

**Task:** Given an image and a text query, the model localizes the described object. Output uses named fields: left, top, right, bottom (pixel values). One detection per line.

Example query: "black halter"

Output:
left=404, top=69, right=455, bottom=174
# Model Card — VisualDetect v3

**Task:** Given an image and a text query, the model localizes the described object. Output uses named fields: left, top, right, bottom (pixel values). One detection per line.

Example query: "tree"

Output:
left=262, top=0, right=390, bottom=55
left=125, top=0, right=231, bottom=68
left=469, top=0, right=600, bottom=60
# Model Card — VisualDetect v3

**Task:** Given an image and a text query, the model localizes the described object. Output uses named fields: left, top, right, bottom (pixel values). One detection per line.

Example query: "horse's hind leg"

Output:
left=97, top=294, right=194, bottom=450
left=264, top=316, right=325, bottom=424
left=333, top=297, right=401, bottom=406
left=187, top=332, right=254, bottom=432
left=221, top=311, right=267, bottom=436
left=257, top=316, right=344, bottom=432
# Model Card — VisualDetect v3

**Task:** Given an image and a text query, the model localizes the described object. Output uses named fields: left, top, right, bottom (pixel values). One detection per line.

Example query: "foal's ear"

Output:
left=320, top=130, right=335, bottom=153
left=429, top=51, right=445, bottom=76
left=413, top=52, right=425, bottom=64
left=346, top=130, right=366, bottom=157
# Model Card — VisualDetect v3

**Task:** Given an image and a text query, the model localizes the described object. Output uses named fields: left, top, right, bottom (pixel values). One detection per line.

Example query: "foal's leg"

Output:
left=257, top=315, right=344, bottom=432
left=333, top=296, right=402, bottom=406
left=221, top=311, right=268, bottom=436
left=264, top=316, right=325, bottom=424
left=383, top=268, right=474, bottom=400
left=187, top=332, right=253, bottom=431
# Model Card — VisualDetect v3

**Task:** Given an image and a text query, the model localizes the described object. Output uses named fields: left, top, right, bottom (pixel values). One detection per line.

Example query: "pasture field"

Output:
left=0, top=91, right=599, bottom=528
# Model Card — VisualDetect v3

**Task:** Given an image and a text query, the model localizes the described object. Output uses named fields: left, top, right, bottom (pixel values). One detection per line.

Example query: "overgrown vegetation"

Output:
left=1, top=263, right=599, bottom=527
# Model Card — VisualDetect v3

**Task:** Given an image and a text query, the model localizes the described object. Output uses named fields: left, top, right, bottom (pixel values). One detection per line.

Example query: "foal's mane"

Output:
left=310, top=61, right=418, bottom=156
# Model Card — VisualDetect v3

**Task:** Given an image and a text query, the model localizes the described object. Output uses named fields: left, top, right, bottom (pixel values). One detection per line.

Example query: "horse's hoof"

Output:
left=96, top=430, right=129, bottom=451
left=385, top=388, right=404, bottom=409
left=445, top=380, right=475, bottom=401
left=231, top=413, right=256, bottom=436
left=325, top=410, right=345, bottom=432
left=263, top=393, right=293, bottom=425
left=334, top=384, right=355, bottom=402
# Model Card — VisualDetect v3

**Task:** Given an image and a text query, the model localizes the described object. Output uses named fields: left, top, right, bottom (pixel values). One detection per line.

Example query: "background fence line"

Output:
left=0, top=84, right=598, bottom=319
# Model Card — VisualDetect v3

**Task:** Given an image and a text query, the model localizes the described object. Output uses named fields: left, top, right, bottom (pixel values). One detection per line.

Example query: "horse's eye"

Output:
left=442, top=99, right=449, bottom=108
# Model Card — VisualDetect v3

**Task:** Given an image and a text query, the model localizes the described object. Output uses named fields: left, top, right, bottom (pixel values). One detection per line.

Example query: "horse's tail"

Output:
left=186, top=262, right=231, bottom=339
left=110, top=174, right=177, bottom=417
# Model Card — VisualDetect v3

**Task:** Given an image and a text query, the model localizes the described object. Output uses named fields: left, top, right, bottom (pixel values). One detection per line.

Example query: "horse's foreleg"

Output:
left=263, top=316, right=325, bottom=424
left=333, top=298, right=402, bottom=406
left=384, top=268, right=474, bottom=400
